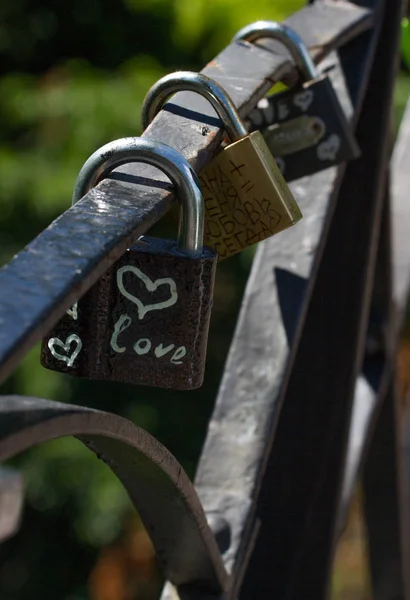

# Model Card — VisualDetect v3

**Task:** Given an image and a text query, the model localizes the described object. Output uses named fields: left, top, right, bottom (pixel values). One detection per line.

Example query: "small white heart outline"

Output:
left=117, top=266, right=178, bottom=320
left=48, top=334, right=82, bottom=367
left=317, top=134, right=341, bottom=162
left=293, top=90, right=314, bottom=112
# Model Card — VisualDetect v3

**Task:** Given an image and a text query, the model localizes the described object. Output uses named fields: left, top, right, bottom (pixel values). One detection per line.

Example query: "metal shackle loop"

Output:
left=233, top=21, right=317, bottom=82
left=72, top=137, right=204, bottom=255
left=141, top=71, right=248, bottom=141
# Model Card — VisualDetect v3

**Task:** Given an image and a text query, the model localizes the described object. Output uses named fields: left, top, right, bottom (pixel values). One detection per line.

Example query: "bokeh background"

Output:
left=0, top=0, right=409, bottom=598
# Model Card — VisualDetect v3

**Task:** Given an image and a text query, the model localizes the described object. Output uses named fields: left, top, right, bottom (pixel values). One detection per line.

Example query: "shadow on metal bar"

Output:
left=0, top=396, right=229, bottom=598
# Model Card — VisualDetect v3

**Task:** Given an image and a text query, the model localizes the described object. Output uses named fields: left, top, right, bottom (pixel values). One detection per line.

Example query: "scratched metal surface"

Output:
left=194, top=4, right=381, bottom=596
left=0, top=1, right=373, bottom=383
left=0, top=396, right=229, bottom=596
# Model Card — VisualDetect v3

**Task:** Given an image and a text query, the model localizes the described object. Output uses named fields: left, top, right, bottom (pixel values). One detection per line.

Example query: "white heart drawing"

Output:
left=317, top=134, right=341, bottom=162
left=117, top=266, right=178, bottom=320
left=293, top=90, right=314, bottom=112
left=48, top=334, right=82, bottom=367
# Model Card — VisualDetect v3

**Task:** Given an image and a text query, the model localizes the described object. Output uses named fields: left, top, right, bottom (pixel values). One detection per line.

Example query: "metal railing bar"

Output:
left=0, top=395, right=229, bottom=595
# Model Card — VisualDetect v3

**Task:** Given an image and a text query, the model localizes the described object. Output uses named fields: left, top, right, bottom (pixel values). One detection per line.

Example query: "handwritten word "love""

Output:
left=110, top=314, right=187, bottom=365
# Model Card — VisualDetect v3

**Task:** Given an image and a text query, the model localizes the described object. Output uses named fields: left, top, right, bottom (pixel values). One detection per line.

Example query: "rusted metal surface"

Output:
left=0, top=396, right=229, bottom=596
left=0, top=1, right=373, bottom=384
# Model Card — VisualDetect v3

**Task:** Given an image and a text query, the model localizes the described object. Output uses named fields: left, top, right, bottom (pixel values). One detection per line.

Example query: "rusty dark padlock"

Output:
left=41, top=137, right=217, bottom=390
left=234, top=21, right=360, bottom=182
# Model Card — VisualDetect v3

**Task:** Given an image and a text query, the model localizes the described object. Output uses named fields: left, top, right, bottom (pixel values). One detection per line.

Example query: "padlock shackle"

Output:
left=233, top=21, right=317, bottom=82
left=141, top=71, right=248, bottom=142
left=72, top=137, right=204, bottom=255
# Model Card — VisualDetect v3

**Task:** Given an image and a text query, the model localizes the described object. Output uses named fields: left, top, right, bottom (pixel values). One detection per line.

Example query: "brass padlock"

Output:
left=141, top=71, right=302, bottom=260
left=41, top=137, right=217, bottom=390
left=234, top=21, right=360, bottom=182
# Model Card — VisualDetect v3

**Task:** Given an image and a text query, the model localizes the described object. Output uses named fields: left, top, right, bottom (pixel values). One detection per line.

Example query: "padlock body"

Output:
left=199, top=131, right=302, bottom=260
left=247, top=74, right=360, bottom=182
left=41, top=237, right=217, bottom=390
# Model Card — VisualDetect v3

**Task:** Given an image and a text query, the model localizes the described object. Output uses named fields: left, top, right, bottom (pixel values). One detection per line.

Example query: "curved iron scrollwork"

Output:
left=0, top=395, right=229, bottom=598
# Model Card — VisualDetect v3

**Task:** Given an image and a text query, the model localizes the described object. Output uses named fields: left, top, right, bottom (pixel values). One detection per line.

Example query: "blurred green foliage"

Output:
left=0, top=1, right=409, bottom=598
